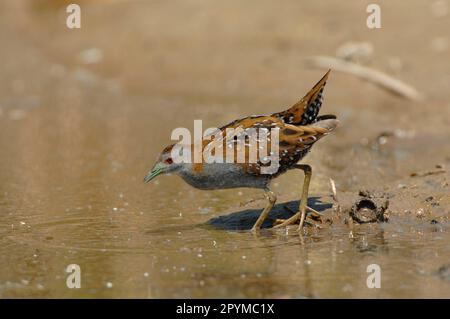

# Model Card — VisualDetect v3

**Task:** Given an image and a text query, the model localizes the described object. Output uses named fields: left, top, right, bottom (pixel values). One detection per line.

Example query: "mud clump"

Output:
left=349, top=190, right=389, bottom=223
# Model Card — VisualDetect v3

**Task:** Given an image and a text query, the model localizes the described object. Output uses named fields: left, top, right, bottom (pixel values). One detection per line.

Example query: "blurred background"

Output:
left=0, top=0, right=449, bottom=298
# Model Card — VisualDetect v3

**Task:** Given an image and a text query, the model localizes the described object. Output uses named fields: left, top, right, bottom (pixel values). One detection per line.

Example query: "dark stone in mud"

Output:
left=349, top=190, right=389, bottom=223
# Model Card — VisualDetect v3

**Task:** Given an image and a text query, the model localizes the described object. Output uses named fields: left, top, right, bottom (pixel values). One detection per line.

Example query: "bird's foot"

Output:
left=272, top=206, right=323, bottom=229
left=272, top=216, right=322, bottom=229
left=273, top=211, right=300, bottom=228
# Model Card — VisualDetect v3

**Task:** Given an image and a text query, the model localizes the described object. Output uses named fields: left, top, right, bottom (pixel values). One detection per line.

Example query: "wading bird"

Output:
left=145, top=70, right=338, bottom=232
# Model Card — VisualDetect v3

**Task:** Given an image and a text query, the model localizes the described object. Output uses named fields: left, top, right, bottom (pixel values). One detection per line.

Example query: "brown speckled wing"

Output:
left=275, top=123, right=330, bottom=172
left=208, top=116, right=334, bottom=176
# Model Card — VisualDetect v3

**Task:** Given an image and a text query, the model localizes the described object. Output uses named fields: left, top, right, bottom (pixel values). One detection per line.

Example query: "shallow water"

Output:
left=1, top=0, right=449, bottom=298
left=1, top=185, right=449, bottom=298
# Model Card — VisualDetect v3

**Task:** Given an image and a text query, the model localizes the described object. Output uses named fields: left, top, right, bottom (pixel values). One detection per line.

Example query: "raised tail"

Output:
left=275, top=69, right=331, bottom=125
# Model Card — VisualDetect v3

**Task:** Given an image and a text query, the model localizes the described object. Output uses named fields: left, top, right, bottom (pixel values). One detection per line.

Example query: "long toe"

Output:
left=272, top=212, right=300, bottom=228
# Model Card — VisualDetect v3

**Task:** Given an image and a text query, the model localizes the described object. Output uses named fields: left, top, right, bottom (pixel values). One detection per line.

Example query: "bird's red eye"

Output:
left=165, top=158, right=173, bottom=165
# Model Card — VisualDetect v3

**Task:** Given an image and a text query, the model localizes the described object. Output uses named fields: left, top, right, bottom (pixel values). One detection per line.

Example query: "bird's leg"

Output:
left=272, top=164, right=312, bottom=231
left=297, top=164, right=312, bottom=231
left=251, top=188, right=277, bottom=231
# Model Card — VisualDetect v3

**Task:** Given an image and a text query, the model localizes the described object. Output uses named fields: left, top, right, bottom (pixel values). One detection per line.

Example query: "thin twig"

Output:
left=329, top=178, right=342, bottom=215
left=306, top=56, right=424, bottom=101
left=330, top=178, right=338, bottom=202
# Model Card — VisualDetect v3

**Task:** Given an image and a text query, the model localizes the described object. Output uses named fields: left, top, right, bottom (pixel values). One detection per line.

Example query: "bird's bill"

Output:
left=144, top=164, right=164, bottom=183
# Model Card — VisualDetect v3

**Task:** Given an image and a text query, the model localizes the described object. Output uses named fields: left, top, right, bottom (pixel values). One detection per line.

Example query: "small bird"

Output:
left=145, top=70, right=338, bottom=232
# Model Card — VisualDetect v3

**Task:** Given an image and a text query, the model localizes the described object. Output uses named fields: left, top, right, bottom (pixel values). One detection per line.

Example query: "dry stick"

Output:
left=330, top=178, right=337, bottom=201
left=329, top=178, right=341, bottom=214
left=306, top=56, right=424, bottom=101
left=330, top=178, right=354, bottom=234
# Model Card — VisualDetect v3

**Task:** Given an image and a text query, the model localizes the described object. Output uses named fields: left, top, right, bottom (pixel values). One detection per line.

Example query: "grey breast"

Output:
left=177, top=163, right=270, bottom=190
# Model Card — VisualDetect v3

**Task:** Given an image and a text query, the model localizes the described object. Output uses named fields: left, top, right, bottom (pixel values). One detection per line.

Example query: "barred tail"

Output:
left=276, top=69, right=331, bottom=125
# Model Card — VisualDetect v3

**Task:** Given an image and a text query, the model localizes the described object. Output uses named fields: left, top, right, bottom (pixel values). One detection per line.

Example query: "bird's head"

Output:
left=144, top=144, right=181, bottom=183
